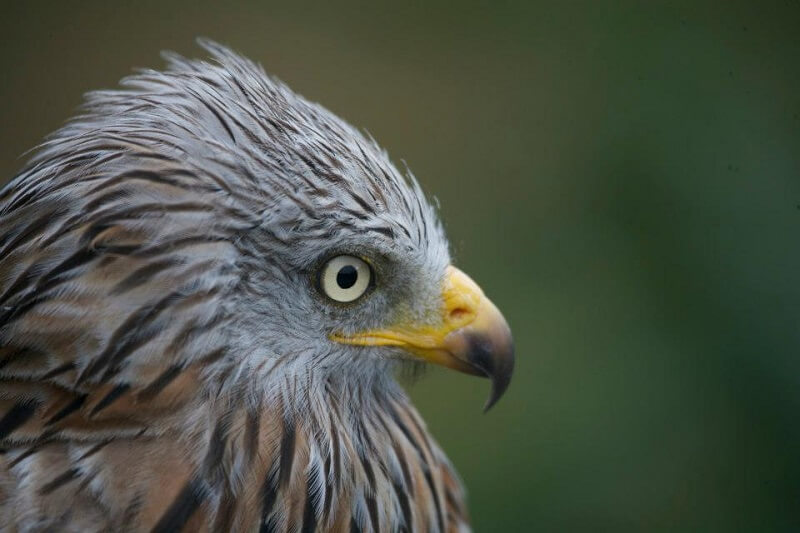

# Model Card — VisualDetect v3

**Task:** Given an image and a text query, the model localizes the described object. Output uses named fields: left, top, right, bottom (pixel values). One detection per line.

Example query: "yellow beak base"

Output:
left=331, top=266, right=515, bottom=411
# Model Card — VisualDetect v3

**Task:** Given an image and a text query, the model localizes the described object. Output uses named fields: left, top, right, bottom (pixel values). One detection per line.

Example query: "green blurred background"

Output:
left=2, top=1, right=799, bottom=530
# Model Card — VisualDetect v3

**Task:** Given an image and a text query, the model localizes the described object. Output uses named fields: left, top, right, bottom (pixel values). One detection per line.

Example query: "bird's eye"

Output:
left=320, top=255, right=372, bottom=303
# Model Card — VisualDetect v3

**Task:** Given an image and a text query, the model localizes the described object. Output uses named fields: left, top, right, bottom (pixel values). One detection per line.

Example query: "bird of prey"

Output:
left=0, top=41, right=513, bottom=532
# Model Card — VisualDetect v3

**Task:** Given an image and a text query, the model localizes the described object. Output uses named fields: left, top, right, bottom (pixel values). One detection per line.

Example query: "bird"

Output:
left=0, top=40, right=513, bottom=532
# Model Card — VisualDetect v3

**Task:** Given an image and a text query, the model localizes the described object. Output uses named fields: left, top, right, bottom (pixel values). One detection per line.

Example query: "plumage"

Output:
left=0, top=41, right=512, bottom=532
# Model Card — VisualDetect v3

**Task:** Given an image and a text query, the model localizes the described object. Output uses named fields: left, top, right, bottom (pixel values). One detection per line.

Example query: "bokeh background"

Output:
left=2, top=2, right=799, bottom=531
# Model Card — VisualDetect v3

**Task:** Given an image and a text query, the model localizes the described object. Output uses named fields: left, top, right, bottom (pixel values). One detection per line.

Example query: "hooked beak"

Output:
left=331, top=266, right=514, bottom=411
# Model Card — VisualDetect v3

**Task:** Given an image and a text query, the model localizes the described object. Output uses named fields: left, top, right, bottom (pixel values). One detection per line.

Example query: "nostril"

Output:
left=449, top=307, right=470, bottom=322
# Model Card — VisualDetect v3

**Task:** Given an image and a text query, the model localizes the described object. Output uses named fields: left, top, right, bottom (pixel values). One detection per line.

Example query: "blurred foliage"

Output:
left=2, top=1, right=799, bottom=531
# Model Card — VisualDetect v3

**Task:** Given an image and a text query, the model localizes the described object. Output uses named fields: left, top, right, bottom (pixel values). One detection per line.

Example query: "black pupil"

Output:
left=336, top=265, right=358, bottom=289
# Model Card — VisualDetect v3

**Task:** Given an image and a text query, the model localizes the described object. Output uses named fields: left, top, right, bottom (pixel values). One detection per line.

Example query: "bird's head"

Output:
left=221, top=130, right=514, bottom=409
left=17, top=40, right=513, bottom=412
left=235, top=202, right=515, bottom=410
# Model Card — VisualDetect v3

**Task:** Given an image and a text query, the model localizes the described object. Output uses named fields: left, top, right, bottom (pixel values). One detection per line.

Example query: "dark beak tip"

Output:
left=466, top=333, right=514, bottom=413
left=445, top=322, right=515, bottom=413
left=482, top=347, right=514, bottom=413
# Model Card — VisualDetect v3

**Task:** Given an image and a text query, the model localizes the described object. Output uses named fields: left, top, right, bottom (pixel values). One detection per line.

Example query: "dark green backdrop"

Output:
left=2, top=2, right=799, bottom=531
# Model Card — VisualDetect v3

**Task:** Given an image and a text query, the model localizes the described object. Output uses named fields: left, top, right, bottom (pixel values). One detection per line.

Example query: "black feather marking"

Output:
left=393, top=443, right=414, bottom=496
left=122, top=493, right=145, bottom=525
left=259, top=417, right=297, bottom=532
left=164, top=312, right=229, bottom=356
left=244, top=410, right=260, bottom=466
left=300, top=476, right=317, bottom=533
left=331, top=423, right=341, bottom=480
left=197, top=94, right=238, bottom=144
left=88, top=168, right=217, bottom=198
left=76, top=468, right=99, bottom=493
left=341, top=207, right=369, bottom=221
left=357, top=452, right=380, bottom=532
left=323, top=470, right=334, bottom=523
left=0, top=347, right=46, bottom=371
left=388, top=405, right=444, bottom=532
left=344, top=188, right=376, bottom=216
left=375, top=412, right=415, bottom=499
left=33, top=248, right=98, bottom=296
left=89, top=384, right=130, bottom=416
left=323, top=415, right=340, bottom=518
left=45, top=394, right=87, bottom=426
left=5, top=430, right=55, bottom=468
left=350, top=516, right=362, bottom=533
left=150, top=477, right=204, bottom=533
left=259, top=469, right=278, bottom=533
left=79, top=203, right=215, bottom=241
left=40, top=362, right=76, bottom=380
left=0, top=206, right=60, bottom=259
left=361, top=456, right=376, bottom=487
left=0, top=248, right=97, bottom=324
left=137, top=345, right=224, bottom=404
left=366, top=495, right=380, bottom=533
left=203, top=419, right=228, bottom=484
left=279, top=418, right=296, bottom=488
left=199, top=346, right=228, bottom=365
left=423, top=468, right=445, bottom=533
left=83, top=188, right=134, bottom=213
left=7, top=445, right=41, bottom=468
left=405, top=409, right=437, bottom=460
left=39, top=467, right=80, bottom=495
left=0, top=294, right=44, bottom=327
left=0, top=263, right=39, bottom=308
left=394, top=481, right=413, bottom=531
left=445, top=488, right=461, bottom=513
left=367, top=226, right=395, bottom=239
left=131, top=236, right=228, bottom=258
left=386, top=404, right=425, bottom=461
left=0, top=402, right=38, bottom=439
left=78, top=287, right=189, bottom=383
left=110, top=258, right=182, bottom=295
left=136, top=365, right=182, bottom=401
left=77, top=440, right=111, bottom=460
